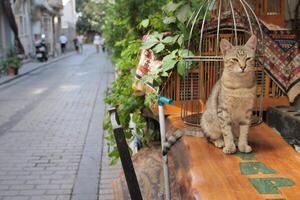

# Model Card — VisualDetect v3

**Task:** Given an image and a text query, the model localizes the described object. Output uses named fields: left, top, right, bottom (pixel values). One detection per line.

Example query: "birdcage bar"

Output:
left=184, top=56, right=223, bottom=61
left=239, top=0, right=253, bottom=34
left=187, top=0, right=209, bottom=55
left=199, top=0, right=217, bottom=55
left=242, top=0, right=264, bottom=38
left=216, top=0, right=222, bottom=55
left=229, top=0, right=238, bottom=45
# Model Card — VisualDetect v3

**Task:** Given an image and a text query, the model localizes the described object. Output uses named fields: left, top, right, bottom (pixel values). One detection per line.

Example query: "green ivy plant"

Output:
left=101, top=0, right=205, bottom=165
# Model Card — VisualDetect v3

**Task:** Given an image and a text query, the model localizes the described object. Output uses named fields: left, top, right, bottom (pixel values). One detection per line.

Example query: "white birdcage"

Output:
left=160, top=0, right=266, bottom=127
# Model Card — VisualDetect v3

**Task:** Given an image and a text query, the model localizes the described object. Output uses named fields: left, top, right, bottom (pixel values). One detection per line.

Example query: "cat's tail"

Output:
left=162, top=128, right=204, bottom=156
left=162, top=129, right=184, bottom=156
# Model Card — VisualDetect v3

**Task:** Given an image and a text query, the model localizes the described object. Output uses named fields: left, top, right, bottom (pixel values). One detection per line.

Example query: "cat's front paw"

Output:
left=223, top=143, right=236, bottom=154
left=238, top=144, right=252, bottom=153
left=214, top=139, right=225, bottom=148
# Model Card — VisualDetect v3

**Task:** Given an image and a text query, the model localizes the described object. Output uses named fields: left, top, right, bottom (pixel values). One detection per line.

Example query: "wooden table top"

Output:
left=167, top=116, right=300, bottom=200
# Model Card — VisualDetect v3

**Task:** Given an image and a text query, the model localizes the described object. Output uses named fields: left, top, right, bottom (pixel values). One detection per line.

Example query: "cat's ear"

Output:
left=245, top=35, right=257, bottom=50
left=220, top=39, right=233, bottom=55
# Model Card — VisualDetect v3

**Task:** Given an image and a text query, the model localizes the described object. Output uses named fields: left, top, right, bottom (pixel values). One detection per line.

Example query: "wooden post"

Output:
left=109, top=108, right=143, bottom=200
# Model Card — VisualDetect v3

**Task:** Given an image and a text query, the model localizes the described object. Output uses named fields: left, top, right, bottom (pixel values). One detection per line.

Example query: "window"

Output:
left=17, top=16, right=28, bottom=36
left=42, top=17, right=52, bottom=40
left=267, top=0, right=281, bottom=15
left=15, top=2, right=28, bottom=36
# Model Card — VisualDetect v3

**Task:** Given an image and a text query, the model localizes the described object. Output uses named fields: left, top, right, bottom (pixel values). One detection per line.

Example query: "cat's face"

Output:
left=220, top=35, right=257, bottom=75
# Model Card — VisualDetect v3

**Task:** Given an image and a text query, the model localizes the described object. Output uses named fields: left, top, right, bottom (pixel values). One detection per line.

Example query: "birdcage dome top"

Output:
left=185, top=0, right=264, bottom=60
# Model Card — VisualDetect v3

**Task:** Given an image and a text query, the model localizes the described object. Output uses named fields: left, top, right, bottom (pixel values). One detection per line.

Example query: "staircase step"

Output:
left=266, top=105, right=300, bottom=145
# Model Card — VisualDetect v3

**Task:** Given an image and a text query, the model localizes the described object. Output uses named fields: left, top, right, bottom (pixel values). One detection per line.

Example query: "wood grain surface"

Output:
left=167, top=115, right=300, bottom=200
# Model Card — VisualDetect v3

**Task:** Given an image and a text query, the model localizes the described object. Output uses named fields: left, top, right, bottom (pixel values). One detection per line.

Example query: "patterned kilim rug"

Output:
left=112, top=144, right=181, bottom=200
left=259, top=26, right=300, bottom=102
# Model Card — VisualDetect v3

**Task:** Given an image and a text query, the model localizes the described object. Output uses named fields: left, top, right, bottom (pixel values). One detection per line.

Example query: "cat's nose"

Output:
left=240, top=66, right=246, bottom=72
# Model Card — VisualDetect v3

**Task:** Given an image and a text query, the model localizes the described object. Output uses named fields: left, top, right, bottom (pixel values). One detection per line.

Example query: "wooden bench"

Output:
left=167, top=115, right=300, bottom=200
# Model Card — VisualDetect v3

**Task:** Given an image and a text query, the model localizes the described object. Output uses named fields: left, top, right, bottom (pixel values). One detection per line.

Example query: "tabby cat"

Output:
left=201, top=35, right=257, bottom=154
left=162, top=35, right=257, bottom=155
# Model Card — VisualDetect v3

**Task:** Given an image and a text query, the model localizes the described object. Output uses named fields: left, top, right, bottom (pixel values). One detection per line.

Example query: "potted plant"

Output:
left=2, top=56, right=22, bottom=76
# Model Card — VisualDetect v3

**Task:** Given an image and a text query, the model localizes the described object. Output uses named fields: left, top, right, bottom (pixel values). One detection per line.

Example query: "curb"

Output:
left=0, top=52, right=75, bottom=86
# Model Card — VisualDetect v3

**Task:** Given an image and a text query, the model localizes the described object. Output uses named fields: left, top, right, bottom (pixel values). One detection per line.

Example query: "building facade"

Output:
left=30, top=0, right=63, bottom=57
left=13, top=0, right=34, bottom=57
left=0, top=2, right=14, bottom=59
left=61, top=0, right=77, bottom=50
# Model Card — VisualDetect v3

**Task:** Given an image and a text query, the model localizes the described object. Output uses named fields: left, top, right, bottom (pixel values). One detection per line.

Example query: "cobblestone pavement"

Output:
left=98, top=140, right=121, bottom=200
left=0, top=45, right=114, bottom=200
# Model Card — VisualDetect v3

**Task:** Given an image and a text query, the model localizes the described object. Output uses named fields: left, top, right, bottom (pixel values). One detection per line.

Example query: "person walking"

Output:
left=77, top=35, right=84, bottom=53
left=73, top=37, right=79, bottom=53
left=59, top=34, right=68, bottom=54
left=93, top=33, right=101, bottom=53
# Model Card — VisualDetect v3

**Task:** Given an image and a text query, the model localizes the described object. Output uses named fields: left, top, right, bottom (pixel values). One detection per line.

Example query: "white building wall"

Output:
left=61, top=0, right=76, bottom=44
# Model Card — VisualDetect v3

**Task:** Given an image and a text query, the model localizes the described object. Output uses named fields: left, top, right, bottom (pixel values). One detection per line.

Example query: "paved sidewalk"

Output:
left=98, top=139, right=122, bottom=200
left=0, top=52, right=75, bottom=85
left=0, top=45, right=114, bottom=200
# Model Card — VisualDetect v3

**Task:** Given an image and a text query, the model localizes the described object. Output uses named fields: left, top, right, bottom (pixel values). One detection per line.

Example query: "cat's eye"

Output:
left=231, top=58, right=239, bottom=62
left=246, top=57, right=253, bottom=61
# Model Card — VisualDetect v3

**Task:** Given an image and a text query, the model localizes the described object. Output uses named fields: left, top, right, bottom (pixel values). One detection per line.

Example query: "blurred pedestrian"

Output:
left=73, top=37, right=79, bottom=53
left=77, top=34, right=84, bottom=53
left=101, top=37, right=105, bottom=52
left=59, top=34, right=68, bottom=54
left=93, top=33, right=101, bottom=53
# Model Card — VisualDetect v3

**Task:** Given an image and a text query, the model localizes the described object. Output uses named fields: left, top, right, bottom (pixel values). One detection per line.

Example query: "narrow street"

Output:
left=0, top=45, right=115, bottom=200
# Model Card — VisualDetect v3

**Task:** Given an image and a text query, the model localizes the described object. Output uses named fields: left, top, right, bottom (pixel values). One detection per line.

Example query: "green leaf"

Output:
left=161, top=71, right=169, bottom=77
left=140, top=19, right=149, bottom=28
left=163, top=16, right=176, bottom=24
left=162, top=36, right=178, bottom=44
left=170, top=49, right=179, bottom=58
left=162, top=54, right=178, bottom=71
left=141, top=37, right=159, bottom=49
left=152, top=32, right=164, bottom=41
left=178, top=49, right=194, bottom=57
left=177, top=60, right=186, bottom=76
left=177, top=34, right=184, bottom=46
left=176, top=4, right=192, bottom=23
left=164, top=2, right=184, bottom=13
left=153, top=43, right=165, bottom=53
left=110, top=157, right=119, bottom=165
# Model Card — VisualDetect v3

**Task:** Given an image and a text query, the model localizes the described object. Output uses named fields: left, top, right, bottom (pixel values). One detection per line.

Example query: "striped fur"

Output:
left=162, top=127, right=204, bottom=155
left=201, top=35, right=257, bottom=154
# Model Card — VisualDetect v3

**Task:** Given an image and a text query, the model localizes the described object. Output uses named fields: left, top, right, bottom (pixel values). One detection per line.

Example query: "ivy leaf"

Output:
left=153, top=43, right=165, bottom=53
left=162, top=54, right=178, bottom=72
left=170, top=49, right=179, bottom=58
left=140, top=19, right=149, bottom=28
left=164, top=2, right=184, bottom=13
left=177, top=60, right=186, bottom=76
left=152, top=32, right=164, bottom=41
left=109, top=149, right=120, bottom=158
left=178, top=49, right=194, bottom=57
left=176, top=4, right=192, bottom=23
left=163, top=35, right=180, bottom=45
left=177, top=34, right=184, bottom=46
left=163, top=16, right=176, bottom=24
left=141, top=37, right=159, bottom=49
left=161, top=71, right=169, bottom=77
left=162, top=36, right=176, bottom=44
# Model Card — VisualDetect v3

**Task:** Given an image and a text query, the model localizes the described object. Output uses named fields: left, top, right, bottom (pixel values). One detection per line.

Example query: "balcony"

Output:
left=48, top=0, right=63, bottom=9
